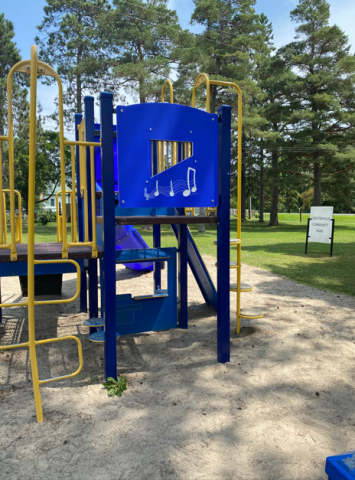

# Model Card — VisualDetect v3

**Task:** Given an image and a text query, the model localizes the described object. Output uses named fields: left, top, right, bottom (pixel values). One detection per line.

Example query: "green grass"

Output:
left=135, top=214, right=355, bottom=297
left=24, top=215, right=355, bottom=297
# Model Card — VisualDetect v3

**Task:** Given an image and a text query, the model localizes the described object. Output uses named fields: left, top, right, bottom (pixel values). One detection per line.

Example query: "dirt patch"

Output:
left=1, top=256, right=355, bottom=479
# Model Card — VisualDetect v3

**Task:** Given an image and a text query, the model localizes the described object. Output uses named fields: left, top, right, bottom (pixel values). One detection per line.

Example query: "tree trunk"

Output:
left=210, top=84, right=218, bottom=114
left=259, top=147, right=264, bottom=223
left=269, top=150, right=279, bottom=226
left=241, top=162, right=246, bottom=221
left=313, top=161, right=322, bottom=206
left=198, top=207, right=205, bottom=233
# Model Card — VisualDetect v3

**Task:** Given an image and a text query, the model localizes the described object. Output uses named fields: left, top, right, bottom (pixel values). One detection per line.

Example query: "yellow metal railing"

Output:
left=160, top=79, right=177, bottom=170
left=0, top=45, right=84, bottom=423
left=69, top=124, right=100, bottom=258
left=0, top=135, right=17, bottom=260
left=2, top=189, right=23, bottom=244
left=56, top=190, right=77, bottom=243
left=192, top=73, right=243, bottom=334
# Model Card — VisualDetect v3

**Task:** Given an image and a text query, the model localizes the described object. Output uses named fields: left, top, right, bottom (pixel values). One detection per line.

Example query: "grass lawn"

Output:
left=26, top=214, right=355, bottom=297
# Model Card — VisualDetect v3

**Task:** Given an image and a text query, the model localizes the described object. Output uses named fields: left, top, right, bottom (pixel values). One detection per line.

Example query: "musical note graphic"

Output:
left=143, top=168, right=198, bottom=200
left=183, top=168, right=197, bottom=197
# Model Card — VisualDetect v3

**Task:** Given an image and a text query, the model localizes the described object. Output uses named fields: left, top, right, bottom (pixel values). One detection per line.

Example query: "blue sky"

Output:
left=3, top=0, right=355, bottom=57
left=2, top=0, right=355, bottom=125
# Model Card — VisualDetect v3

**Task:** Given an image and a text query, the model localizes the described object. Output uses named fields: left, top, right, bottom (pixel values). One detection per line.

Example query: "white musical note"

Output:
left=169, top=180, right=174, bottom=197
left=183, top=167, right=197, bottom=197
left=144, top=188, right=149, bottom=200
left=154, top=180, right=159, bottom=197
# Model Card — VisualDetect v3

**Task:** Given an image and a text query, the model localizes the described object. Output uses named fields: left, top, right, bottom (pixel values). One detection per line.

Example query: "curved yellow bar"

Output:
left=195, top=74, right=243, bottom=334
left=33, top=259, right=81, bottom=305
left=161, top=79, right=174, bottom=103
left=192, top=73, right=211, bottom=112
left=37, top=335, right=83, bottom=384
left=2, top=190, right=23, bottom=243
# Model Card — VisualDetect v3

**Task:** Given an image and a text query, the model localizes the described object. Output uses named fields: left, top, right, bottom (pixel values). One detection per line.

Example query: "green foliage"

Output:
left=103, top=376, right=127, bottom=397
left=36, top=0, right=116, bottom=120
left=230, top=197, right=238, bottom=209
left=101, top=0, right=189, bottom=104
left=278, top=0, right=355, bottom=207
left=88, top=375, right=99, bottom=385
left=0, top=13, right=24, bottom=137
left=37, top=210, right=56, bottom=225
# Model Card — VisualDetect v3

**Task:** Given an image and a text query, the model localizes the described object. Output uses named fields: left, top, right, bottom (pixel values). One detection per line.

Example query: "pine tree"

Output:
left=190, top=0, right=272, bottom=112
left=280, top=0, right=355, bottom=206
left=36, top=0, right=114, bottom=120
left=254, top=54, right=297, bottom=225
left=188, top=0, right=273, bottom=222
left=102, top=0, right=187, bottom=104
left=0, top=14, right=22, bottom=137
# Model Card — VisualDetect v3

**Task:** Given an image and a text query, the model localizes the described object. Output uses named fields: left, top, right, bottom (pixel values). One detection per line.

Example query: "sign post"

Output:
left=305, top=206, right=335, bottom=257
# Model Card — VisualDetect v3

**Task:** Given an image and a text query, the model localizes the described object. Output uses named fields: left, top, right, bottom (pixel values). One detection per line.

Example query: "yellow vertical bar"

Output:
left=28, top=45, right=44, bottom=423
left=158, top=141, right=162, bottom=173
left=6, top=65, right=17, bottom=260
left=236, top=91, right=242, bottom=334
left=71, top=146, right=78, bottom=243
left=84, top=178, right=89, bottom=243
left=57, top=75, right=68, bottom=258
left=18, top=193, right=23, bottom=243
left=3, top=193, right=7, bottom=244
left=173, top=142, right=176, bottom=165
left=90, top=146, right=97, bottom=258
left=56, top=192, right=60, bottom=242
left=70, top=193, right=73, bottom=241
left=0, top=142, right=3, bottom=244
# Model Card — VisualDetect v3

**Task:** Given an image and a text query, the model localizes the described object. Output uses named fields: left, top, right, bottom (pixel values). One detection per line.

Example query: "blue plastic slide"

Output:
left=170, top=224, right=217, bottom=309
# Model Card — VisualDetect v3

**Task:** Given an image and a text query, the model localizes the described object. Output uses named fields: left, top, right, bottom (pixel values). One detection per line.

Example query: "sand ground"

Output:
left=1, top=256, right=355, bottom=480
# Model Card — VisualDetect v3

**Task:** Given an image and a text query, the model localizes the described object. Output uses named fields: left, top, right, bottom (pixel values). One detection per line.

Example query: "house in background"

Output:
left=41, top=182, right=72, bottom=213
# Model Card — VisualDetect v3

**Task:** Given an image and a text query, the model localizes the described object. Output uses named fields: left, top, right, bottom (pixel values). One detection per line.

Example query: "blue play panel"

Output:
left=326, top=450, right=355, bottom=479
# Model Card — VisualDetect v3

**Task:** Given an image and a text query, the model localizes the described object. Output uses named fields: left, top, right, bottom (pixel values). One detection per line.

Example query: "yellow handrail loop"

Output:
left=160, top=79, right=176, bottom=168
left=0, top=45, right=85, bottom=423
left=192, top=73, right=243, bottom=334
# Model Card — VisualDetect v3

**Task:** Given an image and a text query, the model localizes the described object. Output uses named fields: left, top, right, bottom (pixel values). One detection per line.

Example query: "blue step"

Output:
left=89, top=331, right=120, bottom=343
left=326, top=450, right=355, bottom=479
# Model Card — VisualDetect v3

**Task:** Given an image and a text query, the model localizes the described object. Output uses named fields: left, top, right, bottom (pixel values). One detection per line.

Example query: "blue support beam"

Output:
left=75, top=113, right=87, bottom=313
left=217, top=105, right=231, bottom=363
left=84, top=97, right=99, bottom=333
left=153, top=225, right=161, bottom=290
left=101, top=93, right=117, bottom=380
left=178, top=208, right=188, bottom=329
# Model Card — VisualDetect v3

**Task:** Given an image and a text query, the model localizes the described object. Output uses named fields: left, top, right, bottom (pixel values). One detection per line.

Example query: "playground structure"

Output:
left=0, top=45, right=263, bottom=422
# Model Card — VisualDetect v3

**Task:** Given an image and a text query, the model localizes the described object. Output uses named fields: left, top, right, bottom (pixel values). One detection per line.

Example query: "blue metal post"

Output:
left=217, top=105, right=231, bottom=363
left=178, top=208, right=188, bottom=329
left=75, top=113, right=87, bottom=313
left=84, top=97, right=99, bottom=333
left=101, top=93, right=117, bottom=380
left=153, top=225, right=161, bottom=290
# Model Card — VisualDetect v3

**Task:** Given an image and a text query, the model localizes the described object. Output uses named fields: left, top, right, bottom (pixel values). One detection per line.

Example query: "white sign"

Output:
left=309, top=206, right=333, bottom=244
